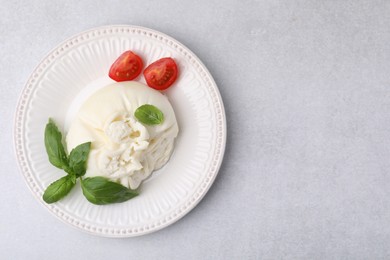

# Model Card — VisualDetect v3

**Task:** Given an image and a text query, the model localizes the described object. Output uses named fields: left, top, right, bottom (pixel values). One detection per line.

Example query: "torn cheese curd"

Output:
left=66, top=81, right=179, bottom=189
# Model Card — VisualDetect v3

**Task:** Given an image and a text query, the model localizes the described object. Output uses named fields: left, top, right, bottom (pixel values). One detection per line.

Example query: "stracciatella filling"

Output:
left=66, top=81, right=179, bottom=189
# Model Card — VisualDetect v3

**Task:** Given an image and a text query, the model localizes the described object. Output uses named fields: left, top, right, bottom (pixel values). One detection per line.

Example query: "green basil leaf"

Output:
left=81, top=177, right=138, bottom=205
left=42, top=175, right=75, bottom=204
left=134, top=104, right=164, bottom=125
left=44, top=119, right=68, bottom=169
left=69, top=142, right=91, bottom=177
left=70, top=174, right=77, bottom=184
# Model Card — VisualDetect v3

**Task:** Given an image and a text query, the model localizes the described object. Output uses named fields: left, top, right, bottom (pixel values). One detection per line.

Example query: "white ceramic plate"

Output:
left=14, top=25, right=226, bottom=237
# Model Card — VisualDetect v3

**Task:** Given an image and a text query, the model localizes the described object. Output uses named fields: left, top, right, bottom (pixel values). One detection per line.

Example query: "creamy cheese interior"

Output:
left=66, top=81, right=179, bottom=189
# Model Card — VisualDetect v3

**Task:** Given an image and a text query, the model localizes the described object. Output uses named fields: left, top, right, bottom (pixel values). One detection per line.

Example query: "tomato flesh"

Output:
left=109, top=51, right=143, bottom=82
left=143, top=57, right=178, bottom=90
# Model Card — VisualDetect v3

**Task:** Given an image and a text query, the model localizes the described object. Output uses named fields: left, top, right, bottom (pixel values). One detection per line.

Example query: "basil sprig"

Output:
left=81, top=177, right=138, bottom=205
left=134, top=104, right=164, bottom=125
left=43, top=175, right=75, bottom=204
left=43, top=119, right=138, bottom=205
left=44, top=118, right=69, bottom=170
left=43, top=119, right=90, bottom=203
left=69, top=142, right=91, bottom=177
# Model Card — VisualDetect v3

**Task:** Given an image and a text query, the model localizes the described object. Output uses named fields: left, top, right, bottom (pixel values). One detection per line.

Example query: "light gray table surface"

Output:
left=2, top=0, right=390, bottom=259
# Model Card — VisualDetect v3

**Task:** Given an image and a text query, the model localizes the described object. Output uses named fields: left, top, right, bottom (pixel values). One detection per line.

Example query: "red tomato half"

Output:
left=143, top=57, right=178, bottom=90
left=109, top=51, right=143, bottom=82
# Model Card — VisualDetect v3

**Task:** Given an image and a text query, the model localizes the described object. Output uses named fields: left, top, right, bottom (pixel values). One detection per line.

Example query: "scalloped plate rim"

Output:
left=13, top=24, right=227, bottom=237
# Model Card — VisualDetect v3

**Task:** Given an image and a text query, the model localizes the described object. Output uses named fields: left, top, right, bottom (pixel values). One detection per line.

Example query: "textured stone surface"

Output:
left=2, top=0, right=390, bottom=259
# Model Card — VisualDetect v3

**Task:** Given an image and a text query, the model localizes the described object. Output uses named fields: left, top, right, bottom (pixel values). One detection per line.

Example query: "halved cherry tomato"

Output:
left=109, top=51, right=143, bottom=82
left=143, top=57, right=178, bottom=90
